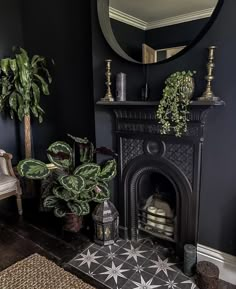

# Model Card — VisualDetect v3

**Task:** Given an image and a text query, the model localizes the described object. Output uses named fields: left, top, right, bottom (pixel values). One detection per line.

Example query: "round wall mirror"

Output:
left=97, top=0, right=220, bottom=64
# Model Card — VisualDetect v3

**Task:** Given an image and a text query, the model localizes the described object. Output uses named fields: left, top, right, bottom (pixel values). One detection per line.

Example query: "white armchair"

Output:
left=0, top=149, right=23, bottom=215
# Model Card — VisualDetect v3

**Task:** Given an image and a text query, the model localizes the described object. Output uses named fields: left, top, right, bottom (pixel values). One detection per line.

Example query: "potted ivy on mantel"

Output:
left=0, top=47, right=52, bottom=158
left=156, top=70, right=196, bottom=137
left=17, top=134, right=117, bottom=232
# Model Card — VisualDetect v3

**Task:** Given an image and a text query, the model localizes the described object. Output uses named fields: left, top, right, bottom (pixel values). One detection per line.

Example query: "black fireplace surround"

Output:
left=97, top=100, right=224, bottom=255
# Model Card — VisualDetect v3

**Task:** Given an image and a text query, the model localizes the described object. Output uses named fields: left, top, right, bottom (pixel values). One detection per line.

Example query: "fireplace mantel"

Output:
left=96, top=99, right=225, bottom=140
left=97, top=100, right=224, bottom=107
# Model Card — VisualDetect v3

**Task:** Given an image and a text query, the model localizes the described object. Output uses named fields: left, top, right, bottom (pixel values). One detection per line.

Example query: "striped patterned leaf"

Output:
left=43, top=196, right=60, bottom=208
left=47, top=141, right=72, bottom=169
left=59, top=175, right=85, bottom=194
left=54, top=207, right=67, bottom=218
left=76, top=190, right=95, bottom=202
left=67, top=201, right=90, bottom=216
left=98, top=159, right=117, bottom=181
left=83, top=178, right=97, bottom=191
left=74, top=163, right=100, bottom=179
left=17, top=159, right=49, bottom=179
left=53, top=186, right=75, bottom=201
left=93, top=183, right=110, bottom=203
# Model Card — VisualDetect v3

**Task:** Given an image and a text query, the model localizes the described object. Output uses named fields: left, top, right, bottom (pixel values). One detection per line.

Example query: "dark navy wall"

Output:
left=0, top=0, right=24, bottom=162
left=21, top=0, right=95, bottom=161
left=92, top=0, right=236, bottom=256
left=146, top=18, right=208, bottom=50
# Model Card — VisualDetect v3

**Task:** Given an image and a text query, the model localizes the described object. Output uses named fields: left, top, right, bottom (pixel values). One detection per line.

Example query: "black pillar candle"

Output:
left=184, top=244, right=197, bottom=276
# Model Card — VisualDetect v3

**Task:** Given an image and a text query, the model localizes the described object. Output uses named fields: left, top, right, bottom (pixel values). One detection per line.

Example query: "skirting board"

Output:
left=197, top=244, right=236, bottom=285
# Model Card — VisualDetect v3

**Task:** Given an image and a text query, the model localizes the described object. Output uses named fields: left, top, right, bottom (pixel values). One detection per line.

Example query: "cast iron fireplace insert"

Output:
left=97, top=100, right=224, bottom=256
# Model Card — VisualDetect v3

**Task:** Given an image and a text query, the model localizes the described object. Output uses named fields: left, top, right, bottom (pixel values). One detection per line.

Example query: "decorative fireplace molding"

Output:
left=97, top=100, right=224, bottom=255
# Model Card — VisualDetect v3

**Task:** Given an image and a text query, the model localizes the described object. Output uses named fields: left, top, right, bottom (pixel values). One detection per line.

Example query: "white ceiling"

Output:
left=110, top=0, right=218, bottom=22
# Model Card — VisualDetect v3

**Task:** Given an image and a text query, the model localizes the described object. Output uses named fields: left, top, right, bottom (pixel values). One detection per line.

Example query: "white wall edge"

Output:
left=197, top=244, right=236, bottom=285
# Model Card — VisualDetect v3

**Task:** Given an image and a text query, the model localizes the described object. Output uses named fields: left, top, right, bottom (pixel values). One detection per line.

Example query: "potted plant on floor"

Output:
left=156, top=70, right=196, bottom=137
left=17, top=134, right=117, bottom=232
left=0, top=47, right=52, bottom=158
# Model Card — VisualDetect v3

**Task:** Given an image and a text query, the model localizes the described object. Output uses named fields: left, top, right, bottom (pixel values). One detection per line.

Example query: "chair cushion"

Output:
left=0, top=175, right=17, bottom=195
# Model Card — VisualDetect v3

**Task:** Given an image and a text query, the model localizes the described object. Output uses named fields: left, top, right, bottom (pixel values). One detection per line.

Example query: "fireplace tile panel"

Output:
left=165, top=143, right=194, bottom=184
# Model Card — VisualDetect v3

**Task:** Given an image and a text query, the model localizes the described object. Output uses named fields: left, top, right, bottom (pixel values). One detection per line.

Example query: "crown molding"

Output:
left=109, top=7, right=214, bottom=31
left=109, top=7, right=147, bottom=30
left=147, top=8, right=214, bottom=29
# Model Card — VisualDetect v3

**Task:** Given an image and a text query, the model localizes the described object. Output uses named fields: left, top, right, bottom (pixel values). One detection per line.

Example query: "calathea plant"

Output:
left=156, top=70, right=196, bottom=137
left=0, top=47, right=52, bottom=158
left=17, top=134, right=117, bottom=218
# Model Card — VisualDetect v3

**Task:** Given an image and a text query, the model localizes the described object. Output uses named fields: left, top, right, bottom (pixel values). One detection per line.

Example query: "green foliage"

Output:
left=99, top=159, right=117, bottom=181
left=17, top=134, right=117, bottom=217
left=156, top=70, right=196, bottom=137
left=47, top=141, right=73, bottom=169
left=17, top=159, right=50, bottom=179
left=0, top=47, right=52, bottom=123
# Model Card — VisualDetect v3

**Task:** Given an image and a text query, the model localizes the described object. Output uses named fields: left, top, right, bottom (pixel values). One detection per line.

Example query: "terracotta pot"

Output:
left=63, top=214, right=83, bottom=232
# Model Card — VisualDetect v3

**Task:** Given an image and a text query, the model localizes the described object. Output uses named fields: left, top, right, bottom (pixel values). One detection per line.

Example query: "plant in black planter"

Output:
left=156, top=70, right=196, bottom=137
left=17, top=134, right=117, bottom=232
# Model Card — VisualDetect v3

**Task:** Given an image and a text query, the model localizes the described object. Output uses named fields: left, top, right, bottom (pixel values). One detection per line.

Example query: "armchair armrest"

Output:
left=0, top=151, right=16, bottom=177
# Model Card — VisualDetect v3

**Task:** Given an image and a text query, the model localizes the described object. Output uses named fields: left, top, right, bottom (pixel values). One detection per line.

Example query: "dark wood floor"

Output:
left=0, top=200, right=235, bottom=289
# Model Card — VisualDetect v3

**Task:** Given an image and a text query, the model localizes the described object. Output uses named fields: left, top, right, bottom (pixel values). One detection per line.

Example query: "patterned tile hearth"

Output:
left=68, top=240, right=198, bottom=289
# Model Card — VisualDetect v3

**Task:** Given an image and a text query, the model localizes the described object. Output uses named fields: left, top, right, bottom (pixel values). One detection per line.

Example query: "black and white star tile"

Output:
left=93, top=257, right=134, bottom=289
left=115, top=241, right=153, bottom=266
left=142, top=252, right=179, bottom=282
left=67, top=240, right=199, bottom=289
left=69, top=244, right=108, bottom=274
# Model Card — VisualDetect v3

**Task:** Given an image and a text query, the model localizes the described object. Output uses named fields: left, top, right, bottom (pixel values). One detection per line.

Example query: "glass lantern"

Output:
left=92, top=200, right=119, bottom=246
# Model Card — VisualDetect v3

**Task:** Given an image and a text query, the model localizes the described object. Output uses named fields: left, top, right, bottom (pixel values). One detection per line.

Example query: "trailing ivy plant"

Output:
left=17, top=134, right=117, bottom=218
left=156, top=71, right=196, bottom=137
left=0, top=47, right=52, bottom=158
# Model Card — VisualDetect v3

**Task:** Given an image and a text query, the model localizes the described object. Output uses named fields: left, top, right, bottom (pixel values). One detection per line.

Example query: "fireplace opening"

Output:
left=137, top=172, right=177, bottom=243
left=122, top=155, right=194, bottom=255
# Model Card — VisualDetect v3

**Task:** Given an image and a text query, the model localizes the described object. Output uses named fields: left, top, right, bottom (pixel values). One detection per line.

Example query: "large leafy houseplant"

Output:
left=156, top=71, right=196, bottom=137
left=0, top=47, right=52, bottom=158
left=17, top=134, right=117, bottom=219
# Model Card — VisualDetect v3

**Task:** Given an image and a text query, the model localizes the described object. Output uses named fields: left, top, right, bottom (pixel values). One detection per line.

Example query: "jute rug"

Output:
left=0, top=253, right=95, bottom=289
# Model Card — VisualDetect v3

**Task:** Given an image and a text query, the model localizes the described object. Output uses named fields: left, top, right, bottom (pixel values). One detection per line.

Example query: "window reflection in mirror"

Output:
left=109, top=0, right=218, bottom=63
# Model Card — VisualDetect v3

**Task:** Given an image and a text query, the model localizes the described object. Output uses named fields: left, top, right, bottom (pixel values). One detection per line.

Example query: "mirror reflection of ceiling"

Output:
left=107, top=0, right=218, bottom=63
left=109, top=0, right=218, bottom=30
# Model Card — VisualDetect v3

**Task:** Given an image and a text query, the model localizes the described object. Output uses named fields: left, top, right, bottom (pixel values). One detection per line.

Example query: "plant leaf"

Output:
left=76, top=190, right=95, bottom=202
left=34, top=73, right=49, bottom=95
left=67, top=201, right=90, bottom=216
left=9, top=92, right=18, bottom=112
left=93, top=183, right=110, bottom=203
left=59, top=175, right=85, bottom=194
left=74, top=163, right=100, bottom=179
left=43, top=195, right=60, bottom=208
left=17, top=159, right=50, bottom=179
left=98, top=159, right=117, bottom=181
left=47, top=141, right=72, bottom=169
left=54, top=207, right=67, bottom=218
left=53, top=186, right=75, bottom=201
left=1, top=58, right=10, bottom=74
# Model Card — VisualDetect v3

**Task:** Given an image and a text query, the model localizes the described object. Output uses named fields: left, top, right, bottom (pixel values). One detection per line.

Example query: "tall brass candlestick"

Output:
left=101, top=59, right=114, bottom=102
left=199, top=46, right=219, bottom=101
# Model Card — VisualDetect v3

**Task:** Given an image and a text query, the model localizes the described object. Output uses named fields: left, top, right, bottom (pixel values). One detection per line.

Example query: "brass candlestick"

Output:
left=101, top=59, right=114, bottom=102
left=199, top=46, right=219, bottom=101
